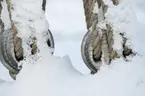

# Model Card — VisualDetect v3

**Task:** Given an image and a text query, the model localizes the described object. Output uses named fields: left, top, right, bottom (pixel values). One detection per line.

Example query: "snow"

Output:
left=1, top=1, right=11, bottom=30
left=45, top=0, right=89, bottom=74
left=1, top=51, right=145, bottom=96
left=4, top=0, right=50, bottom=61
left=97, top=0, right=139, bottom=55
left=93, top=1, right=99, bottom=14
left=0, top=0, right=145, bottom=96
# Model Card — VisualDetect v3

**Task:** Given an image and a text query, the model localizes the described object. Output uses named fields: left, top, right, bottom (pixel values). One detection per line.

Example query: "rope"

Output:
left=6, top=0, right=24, bottom=62
left=83, top=0, right=98, bottom=29
left=82, top=0, right=133, bottom=73
left=2, top=0, right=47, bottom=78
left=5, top=0, right=48, bottom=60
left=0, top=1, right=20, bottom=73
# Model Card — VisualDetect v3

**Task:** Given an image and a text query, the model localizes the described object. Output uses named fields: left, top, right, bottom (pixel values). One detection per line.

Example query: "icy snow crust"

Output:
left=0, top=0, right=145, bottom=96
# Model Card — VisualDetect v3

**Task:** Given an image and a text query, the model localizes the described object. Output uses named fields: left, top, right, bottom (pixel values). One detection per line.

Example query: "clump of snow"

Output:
left=102, top=0, right=110, bottom=5
left=11, top=0, right=49, bottom=37
left=97, top=0, right=140, bottom=56
left=105, top=0, right=133, bottom=52
left=93, top=2, right=99, bottom=14
left=9, top=0, right=50, bottom=59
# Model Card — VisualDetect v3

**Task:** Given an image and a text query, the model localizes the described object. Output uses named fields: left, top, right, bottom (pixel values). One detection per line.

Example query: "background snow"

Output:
left=45, top=0, right=89, bottom=74
left=0, top=0, right=145, bottom=96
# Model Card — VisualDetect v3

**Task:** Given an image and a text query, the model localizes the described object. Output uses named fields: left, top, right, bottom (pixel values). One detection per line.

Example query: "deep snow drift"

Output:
left=1, top=49, right=145, bottom=96
left=0, top=0, right=145, bottom=96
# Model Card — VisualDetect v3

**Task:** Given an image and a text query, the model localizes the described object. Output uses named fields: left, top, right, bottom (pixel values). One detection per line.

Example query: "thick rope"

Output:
left=6, top=0, right=24, bottom=62
left=83, top=0, right=102, bottom=61
left=0, top=1, right=20, bottom=73
left=82, top=0, right=133, bottom=73
left=5, top=0, right=47, bottom=60
left=83, top=0, right=99, bottom=29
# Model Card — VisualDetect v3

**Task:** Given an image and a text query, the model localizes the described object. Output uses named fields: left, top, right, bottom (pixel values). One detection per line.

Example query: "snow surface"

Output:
left=0, top=0, right=145, bottom=96
left=45, top=0, right=89, bottom=74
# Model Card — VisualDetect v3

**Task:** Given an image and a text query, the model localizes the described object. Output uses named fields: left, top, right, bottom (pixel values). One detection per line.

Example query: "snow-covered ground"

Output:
left=45, top=0, right=90, bottom=74
left=0, top=0, right=145, bottom=96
